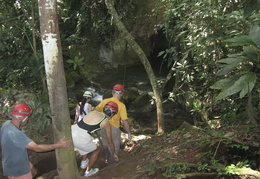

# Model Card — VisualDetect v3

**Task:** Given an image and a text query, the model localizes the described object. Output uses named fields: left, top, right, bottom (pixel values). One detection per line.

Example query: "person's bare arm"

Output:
left=74, top=105, right=80, bottom=124
left=88, top=104, right=93, bottom=112
left=26, top=137, right=71, bottom=152
left=122, top=119, right=132, bottom=141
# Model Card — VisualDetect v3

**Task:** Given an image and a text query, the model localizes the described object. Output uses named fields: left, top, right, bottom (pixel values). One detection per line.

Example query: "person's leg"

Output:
left=101, top=128, right=110, bottom=163
left=84, top=146, right=101, bottom=177
left=85, top=146, right=101, bottom=172
left=80, top=154, right=89, bottom=169
left=30, top=162, right=37, bottom=177
left=108, top=126, right=121, bottom=165
left=82, top=154, right=88, bottom=161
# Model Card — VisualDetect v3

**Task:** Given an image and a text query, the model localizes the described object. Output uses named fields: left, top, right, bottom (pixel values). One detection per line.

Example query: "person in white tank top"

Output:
left=74, top=91, right=93, bottom=124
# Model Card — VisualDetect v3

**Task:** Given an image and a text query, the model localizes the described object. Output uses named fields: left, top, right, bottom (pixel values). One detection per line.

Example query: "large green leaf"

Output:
left=218, top=56, right=246, bottom=65
left=216, top=56, right=247, bottom=76
left=210, top=76, right=239, bottom=90
left=244, top=0, right=260, bottom=19
left=216, top=63, right=238, bottom=76
left=215, top=73, right=257, bottom=100
left=249, top=24, right=260, bottom=48
left=224, top=35, right=256, bottom=47
left=242, top=46, right=260, bottom=59
left=239, top=73, right=256, bottom=98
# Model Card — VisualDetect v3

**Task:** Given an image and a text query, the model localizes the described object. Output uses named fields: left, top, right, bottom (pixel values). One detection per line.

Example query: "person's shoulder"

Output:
left=100, top=117, right=109, bottom=128
left=116, top=100, right=125, bottom=106
left=2, top=120, right=11, bottom=128
left=103, top=97, right=113, bottom=102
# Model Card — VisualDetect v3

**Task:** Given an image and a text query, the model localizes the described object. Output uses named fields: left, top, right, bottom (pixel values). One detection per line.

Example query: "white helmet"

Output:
left=83, top=91, right=92, bottom=98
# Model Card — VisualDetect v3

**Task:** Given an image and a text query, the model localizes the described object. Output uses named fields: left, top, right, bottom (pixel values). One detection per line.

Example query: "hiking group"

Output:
left=0, top=84, right=132, bottom=178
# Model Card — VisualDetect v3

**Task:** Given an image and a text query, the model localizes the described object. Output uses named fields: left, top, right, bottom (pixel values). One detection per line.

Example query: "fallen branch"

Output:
left=231, top=168, right=260, bottom=178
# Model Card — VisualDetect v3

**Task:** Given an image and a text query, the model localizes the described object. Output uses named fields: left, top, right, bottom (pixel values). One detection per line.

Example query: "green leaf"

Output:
left=239, top=73, right=256, bottom=98
left=67, top=60, right=74, bottom=64
left=215, top=74, right=256, bottom=100
left=218, top=56, right=246, bottom=65
left=224, top=35, right=256, bottom=47
left=243, top=0, right=260, bottom=18
left=216, top=63, right=238, bottom=76
left=157, top=51, right=165, bottom=57
left=210, top=76, right=239, bottom=90
left=249, top=24, right=260, bottom=48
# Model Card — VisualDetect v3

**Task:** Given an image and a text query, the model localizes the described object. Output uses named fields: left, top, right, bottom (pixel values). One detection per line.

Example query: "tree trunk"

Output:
left=38, top=0, right=80, bottom=178
left=105, top=0, right=165, bottom=134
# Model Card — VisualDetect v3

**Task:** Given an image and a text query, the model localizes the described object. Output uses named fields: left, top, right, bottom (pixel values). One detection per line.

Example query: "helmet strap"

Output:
left=14, top=116, right=28, bottom=126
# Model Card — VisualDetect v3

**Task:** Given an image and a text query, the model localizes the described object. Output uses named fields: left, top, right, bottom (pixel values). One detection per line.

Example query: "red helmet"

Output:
left=113, top=84, right=124, bottom=93
left=103, top=101, right=118, bottom=117
left=11, top=103, right=32, bottom=116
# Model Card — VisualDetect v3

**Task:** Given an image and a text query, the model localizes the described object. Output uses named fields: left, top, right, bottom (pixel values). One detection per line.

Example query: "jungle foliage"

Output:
left=0, top=0, right=259, bottom=127
left=158, top=0, right=259, bottom=126
left=0, top=0, right=259, bottom=178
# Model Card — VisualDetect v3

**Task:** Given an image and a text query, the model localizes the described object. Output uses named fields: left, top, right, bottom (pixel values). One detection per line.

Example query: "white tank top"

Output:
left=77, top=102, right=89, bottom=122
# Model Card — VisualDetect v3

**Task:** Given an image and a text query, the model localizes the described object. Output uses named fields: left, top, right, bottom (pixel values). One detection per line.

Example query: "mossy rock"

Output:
left=132, top=92, right=155, bottom=113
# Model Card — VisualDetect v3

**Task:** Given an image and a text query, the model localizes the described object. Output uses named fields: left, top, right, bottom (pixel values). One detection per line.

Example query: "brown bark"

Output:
left=38, top=0, right=80, bottom=178
left=105, top=0, right=165, bottom=134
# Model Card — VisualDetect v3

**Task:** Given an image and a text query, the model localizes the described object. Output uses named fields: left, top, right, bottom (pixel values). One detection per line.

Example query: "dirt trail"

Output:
left=35, top=146, right=146, bottom=179
left=35, top=125, right=260, bottom=179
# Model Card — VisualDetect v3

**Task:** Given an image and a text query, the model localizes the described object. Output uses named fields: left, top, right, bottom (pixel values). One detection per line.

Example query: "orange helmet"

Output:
left=113, top=84, right=124, bottom=93
left=11, top=103, right=32, bottom=116
left=103, top=101, right=118, bottom=118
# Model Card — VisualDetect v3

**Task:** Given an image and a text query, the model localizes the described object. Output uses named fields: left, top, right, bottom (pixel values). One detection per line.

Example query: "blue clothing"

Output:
left=0, top=120, right=32, bottom=177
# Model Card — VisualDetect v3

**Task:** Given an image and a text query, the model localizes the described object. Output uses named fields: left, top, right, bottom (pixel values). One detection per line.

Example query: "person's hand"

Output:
left=57, top=136, right=72, bottom=149
left=113, top=153, right=119, bottom=162
left=73, top=121, right=78, bottom=124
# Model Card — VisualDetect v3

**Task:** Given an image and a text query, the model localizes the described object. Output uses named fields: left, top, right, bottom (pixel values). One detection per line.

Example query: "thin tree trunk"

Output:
left=38, top=0, right=80, bottom=178
left=105, top=0, right=165, bottom=134
left=17, top=0, right=47, bottom=92
left=31, top=0, right=47, bottom=92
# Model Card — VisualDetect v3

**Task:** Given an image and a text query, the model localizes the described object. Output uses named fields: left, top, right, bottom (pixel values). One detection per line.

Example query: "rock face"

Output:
left=65, top=0, right=167, bottom=89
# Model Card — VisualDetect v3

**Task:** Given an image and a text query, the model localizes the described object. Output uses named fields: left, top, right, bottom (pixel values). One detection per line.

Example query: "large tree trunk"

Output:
left=105, top=0, right=165, bottom=134
left=38, top=0, right=80, bottom=178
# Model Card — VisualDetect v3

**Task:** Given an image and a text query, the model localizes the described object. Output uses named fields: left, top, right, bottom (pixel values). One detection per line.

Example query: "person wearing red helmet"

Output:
left=95, top=84, right=132, bottom=165
left=0, top=103, right=72, bottom=179
left=71, top=101, right=119, bottom=177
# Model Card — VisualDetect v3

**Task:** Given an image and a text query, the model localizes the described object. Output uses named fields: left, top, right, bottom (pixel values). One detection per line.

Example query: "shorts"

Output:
left=71, top=124, right=97, bottom=155
left=8, top=163, right=33, bottom=179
